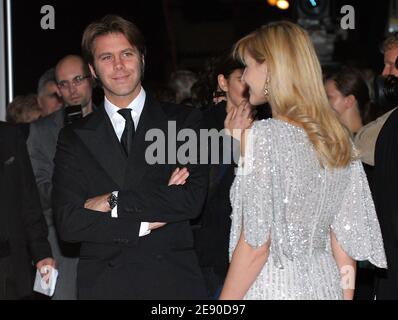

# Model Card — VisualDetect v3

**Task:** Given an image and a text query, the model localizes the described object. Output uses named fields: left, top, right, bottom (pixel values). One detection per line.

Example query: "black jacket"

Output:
left=374, top=108, right=398, bottom=299
left=194, top=102, right=238, bottom=279
left=0, top=122, right=52, bottom=299
left=52, top=95, right=208, bottom=299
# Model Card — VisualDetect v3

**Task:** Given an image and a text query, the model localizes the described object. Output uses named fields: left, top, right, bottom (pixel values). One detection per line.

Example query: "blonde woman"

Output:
left=219, top=21, right=387, bottom=300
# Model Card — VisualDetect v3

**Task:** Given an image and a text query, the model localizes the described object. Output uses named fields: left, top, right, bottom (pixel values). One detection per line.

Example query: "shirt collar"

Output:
left=104, top=87, right=146, bottom=120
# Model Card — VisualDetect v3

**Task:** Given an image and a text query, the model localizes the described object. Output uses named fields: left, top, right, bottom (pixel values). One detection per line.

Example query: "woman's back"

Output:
left=229, top=119, right=386, bottom=299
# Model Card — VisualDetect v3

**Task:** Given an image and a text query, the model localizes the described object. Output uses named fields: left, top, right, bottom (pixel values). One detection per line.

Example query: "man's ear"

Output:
left=217, top=74, right=228, bottom=93
left=345, top=94, right=357, bottom=110
left=89, top=64, right=98, bottom=79
left=140, top=56, right=146, bottom=80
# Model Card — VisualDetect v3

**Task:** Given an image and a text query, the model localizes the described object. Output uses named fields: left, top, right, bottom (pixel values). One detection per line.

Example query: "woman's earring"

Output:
left=263, top=86, right=269, bottom=97
left=263, top=78, right=270, bottom=97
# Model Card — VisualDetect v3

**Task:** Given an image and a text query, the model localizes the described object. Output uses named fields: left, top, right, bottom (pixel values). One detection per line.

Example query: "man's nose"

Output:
left=382, top=65, right=390, bottom=77
left=113, top=56, right=124, bottom=70
left=68, top=84, right=78, bottom=95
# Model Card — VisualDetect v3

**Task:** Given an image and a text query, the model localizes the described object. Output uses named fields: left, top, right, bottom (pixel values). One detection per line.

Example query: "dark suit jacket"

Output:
left=28, top=109, right=65, bottom=226
left=194, top=102, right=271, bottom=282
left=52, top=95, right=208, bottom=299
left=0, top=122, right=52, bottom=299
left=193, top=102, right=237, bottom=280
left=374, top=108, right=398, bottom=299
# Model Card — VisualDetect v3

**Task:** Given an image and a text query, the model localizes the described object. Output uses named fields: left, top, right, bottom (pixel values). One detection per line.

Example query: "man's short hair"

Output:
left=382, top=34, right=398, bottom=53
left=37, top=68, right=56, bottom=95
left=81, top=15, right=146, bottom=66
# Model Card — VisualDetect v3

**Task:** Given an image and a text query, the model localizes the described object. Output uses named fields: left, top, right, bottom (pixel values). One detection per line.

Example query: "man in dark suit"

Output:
left=356, top=35, right=398, bottom=299
left=28, top=54, right=96, bottom=300
left=373, top=108, right=398, bottom=299
left=0, top=122, right=54, bottom=299
left=52, top=15, right=208, bottom=300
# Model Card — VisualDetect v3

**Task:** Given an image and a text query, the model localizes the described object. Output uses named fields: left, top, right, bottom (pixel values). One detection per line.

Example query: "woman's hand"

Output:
left=224, top=100, right=254, bottom=141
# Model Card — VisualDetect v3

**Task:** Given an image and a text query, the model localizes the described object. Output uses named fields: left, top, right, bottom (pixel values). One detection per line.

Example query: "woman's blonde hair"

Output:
left=234, top=21, right=353, bottom=168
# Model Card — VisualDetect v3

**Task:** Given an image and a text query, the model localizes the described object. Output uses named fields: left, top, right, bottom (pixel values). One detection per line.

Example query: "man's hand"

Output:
left=168, top=167, right=189, bottom=186
left=148, top=168, right=189, bottom=232
left=86, top=169, right=188, bottom=230
left=36, top=257, right=56, bottom=275
left=224, top=100, right=254, bottom=141
left=84, top=193, right=111, bottom=212
left=149, top=222, right=167, bottom=231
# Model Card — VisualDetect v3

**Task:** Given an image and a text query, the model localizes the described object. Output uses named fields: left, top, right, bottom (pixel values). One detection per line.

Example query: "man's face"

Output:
left=382, top=47, right=398, bottom=77
left=90, top=32, right=143, bottom=107
left=56, top=59, right=93, bottom=108
left=37, top=82, right=63, bottom=116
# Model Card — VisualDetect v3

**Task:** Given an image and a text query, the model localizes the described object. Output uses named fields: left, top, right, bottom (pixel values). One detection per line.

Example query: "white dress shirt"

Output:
left=104, top=87, right=150, bottom=237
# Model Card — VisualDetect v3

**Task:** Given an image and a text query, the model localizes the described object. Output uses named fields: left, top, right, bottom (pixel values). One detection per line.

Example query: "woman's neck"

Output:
left=341, top=108, right=363, bottom=134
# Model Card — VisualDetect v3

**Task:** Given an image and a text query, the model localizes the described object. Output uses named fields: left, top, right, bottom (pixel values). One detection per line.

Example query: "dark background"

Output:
left=10, top=0, right=390, bottom=97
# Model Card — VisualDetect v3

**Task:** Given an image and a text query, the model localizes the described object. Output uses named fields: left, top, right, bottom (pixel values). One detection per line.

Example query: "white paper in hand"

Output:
left=33, top=265, right=58, bottom=297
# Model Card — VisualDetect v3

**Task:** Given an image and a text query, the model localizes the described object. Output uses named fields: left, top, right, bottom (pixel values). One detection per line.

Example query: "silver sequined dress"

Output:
left=229, top=119, right=387, bottom=300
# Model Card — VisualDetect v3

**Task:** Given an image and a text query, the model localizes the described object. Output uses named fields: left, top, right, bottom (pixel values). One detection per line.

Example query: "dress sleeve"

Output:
left=331, top=160, right=387, bottom=268
left=240, top=121, right=273, bottom=248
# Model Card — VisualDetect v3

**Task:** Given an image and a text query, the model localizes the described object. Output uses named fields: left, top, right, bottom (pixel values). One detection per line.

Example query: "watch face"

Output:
left=108, top=194, right=117, bottom=209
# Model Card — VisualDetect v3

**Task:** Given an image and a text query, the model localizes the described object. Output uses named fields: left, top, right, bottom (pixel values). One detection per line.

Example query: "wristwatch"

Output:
left=107, top=192, right=118, bottom=210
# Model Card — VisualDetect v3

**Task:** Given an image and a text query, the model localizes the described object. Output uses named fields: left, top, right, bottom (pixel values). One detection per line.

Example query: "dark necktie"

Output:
left=118, top=108, right=135, bottom=156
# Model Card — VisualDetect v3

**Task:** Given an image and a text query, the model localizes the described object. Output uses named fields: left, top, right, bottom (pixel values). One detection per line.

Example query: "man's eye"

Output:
left=102, top=55, right=112, bottom=61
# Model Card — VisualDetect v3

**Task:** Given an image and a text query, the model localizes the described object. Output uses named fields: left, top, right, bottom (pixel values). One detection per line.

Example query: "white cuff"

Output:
left=111, top=191, right=119, bottom=218
left=139, top=222, right=151, bottom=237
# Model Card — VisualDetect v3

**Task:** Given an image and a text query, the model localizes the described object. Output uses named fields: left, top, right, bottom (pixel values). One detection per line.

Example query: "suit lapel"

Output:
left=75, top=105, right=127, bottom=189
left=124, top=95, right=168, bottom=188
left=74, top=97, right=168, bottom=190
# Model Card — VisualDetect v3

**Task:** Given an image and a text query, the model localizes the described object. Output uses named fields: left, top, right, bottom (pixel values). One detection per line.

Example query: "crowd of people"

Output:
left=1, top=14, right=398, bottom=300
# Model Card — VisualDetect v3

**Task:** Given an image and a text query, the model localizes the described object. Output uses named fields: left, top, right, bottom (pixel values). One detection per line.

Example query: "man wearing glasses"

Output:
left=56, top=55, right=94, bottom=118
left=26, top=55, right=95, bottom=300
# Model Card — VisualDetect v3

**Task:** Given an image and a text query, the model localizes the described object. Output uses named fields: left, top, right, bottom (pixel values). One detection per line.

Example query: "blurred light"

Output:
left=276, top=0, right=290, bottom=10
left=267, top=0, right=277, bottom=6
left=6, top=0, right=13, bottom=103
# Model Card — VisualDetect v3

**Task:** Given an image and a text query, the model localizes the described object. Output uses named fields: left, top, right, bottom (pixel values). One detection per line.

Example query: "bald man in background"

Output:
left=27, top=55, right=95, bottom=299
left=56, top=55, right=94, bottom=116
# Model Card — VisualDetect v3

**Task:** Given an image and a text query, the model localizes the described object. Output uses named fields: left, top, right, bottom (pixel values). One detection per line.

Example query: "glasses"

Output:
left=57, top=75, right=91, bottom=90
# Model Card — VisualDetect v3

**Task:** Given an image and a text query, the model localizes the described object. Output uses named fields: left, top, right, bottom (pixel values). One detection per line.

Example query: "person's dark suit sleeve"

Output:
left=52, top=129, right=140, bottom=245
left=27, top=123, right=53, bottom=212
left=117, top=108, right=209, bottom=222
left=16, top=129, right=52, bottom=264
